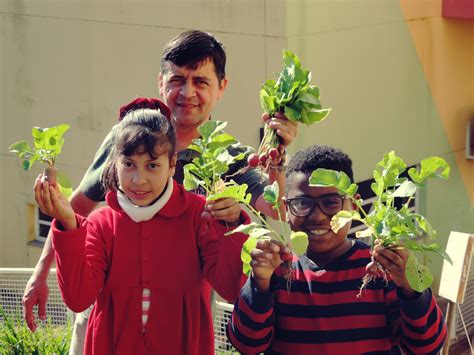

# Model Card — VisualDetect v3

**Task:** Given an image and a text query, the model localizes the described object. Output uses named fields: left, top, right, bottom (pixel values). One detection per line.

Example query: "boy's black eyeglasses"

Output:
left=285, top=195, right=346, bottom=218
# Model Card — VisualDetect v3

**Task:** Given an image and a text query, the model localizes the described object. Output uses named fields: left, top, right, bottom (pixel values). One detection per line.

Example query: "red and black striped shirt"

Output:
left=228, top=240, right=446, bottom=354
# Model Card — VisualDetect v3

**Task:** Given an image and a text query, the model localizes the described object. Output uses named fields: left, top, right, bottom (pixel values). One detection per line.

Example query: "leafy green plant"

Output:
left=226, top=181, right=308, bottom=278
left=0, top=307, right=71, bottom=354
left=248, top=50, right=332, bottom=169
left=9, top=124, right=73, bottom=198
left=309, top=151, right=452, bottom=294
left=183, top=120, right=251, bottom=204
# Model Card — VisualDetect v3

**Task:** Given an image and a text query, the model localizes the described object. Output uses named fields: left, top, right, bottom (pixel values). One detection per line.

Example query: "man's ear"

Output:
left=217, top=77, right=228, bottom=101
left=158, top=73, right=164, bottom=97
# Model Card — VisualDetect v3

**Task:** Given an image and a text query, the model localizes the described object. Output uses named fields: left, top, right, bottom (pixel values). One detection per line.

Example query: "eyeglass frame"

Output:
left=284, top=194, right=347, bottom=218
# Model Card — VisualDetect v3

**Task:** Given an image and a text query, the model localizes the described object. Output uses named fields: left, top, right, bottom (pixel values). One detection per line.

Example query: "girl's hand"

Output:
left=372, top=239, right=418, bottom=299
left=206, top=198, right=242, bottom=226
left=250, top=240, right=291, bottom=293
left=34, top=174, right=77, bottom=230
left=262, top=111, right=298, bottom=148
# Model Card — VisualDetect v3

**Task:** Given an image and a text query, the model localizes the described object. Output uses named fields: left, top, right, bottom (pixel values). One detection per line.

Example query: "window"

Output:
left=36, top=207, right=52, bottom=242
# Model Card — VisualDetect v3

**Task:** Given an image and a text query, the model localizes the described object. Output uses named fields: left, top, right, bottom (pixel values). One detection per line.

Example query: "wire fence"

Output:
left=0, top=268, right=236, bottom=352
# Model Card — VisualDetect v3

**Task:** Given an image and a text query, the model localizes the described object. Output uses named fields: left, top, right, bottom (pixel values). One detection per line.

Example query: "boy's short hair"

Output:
left=286, top=144, right=354, bottom=185
left=161, top=30, right=226, bottom=82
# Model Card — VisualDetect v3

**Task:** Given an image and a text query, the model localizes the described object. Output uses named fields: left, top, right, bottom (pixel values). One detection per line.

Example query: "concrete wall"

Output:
left=1, top=0, right=473, bottom=291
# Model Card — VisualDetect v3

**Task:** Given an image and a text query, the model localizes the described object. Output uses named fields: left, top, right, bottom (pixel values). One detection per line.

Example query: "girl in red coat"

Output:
left=34, top=104, right=248, bottom=354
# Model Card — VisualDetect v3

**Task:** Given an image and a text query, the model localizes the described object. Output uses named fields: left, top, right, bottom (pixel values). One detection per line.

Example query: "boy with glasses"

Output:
left=227, top=144, right=447, bottom=354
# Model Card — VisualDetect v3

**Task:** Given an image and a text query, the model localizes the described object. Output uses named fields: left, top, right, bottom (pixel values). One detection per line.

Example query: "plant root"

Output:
left=282, top=260, right=294, bottom=294
left=357, top=261, right=388, bottom=298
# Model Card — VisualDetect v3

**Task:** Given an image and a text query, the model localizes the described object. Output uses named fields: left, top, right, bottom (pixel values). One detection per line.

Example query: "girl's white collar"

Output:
left=116, top=178, right=173, bottom=222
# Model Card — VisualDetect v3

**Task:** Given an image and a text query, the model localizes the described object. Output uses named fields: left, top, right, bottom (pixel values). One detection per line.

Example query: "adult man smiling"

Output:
left=23, top=30, right=297, bottom=354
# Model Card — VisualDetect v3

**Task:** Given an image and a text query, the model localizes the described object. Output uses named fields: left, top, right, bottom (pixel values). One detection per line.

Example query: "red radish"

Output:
left=365, top=261, right=379, bottom=276
left=42, top=165, right=58, bottom=186
left=280, top=251, right=293, bottom=262
left=268, top=148, right=279, bottom=161
left=259, top=153, right=268, bottom=166
left=247, top=153, right=260, bottom=168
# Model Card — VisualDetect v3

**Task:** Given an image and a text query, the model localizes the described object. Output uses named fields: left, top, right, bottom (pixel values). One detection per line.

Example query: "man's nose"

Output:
left=179, top=81, right=196, bottom=98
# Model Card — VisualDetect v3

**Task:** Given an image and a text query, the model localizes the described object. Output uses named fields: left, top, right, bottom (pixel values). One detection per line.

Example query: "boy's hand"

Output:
left=206, top=197, right=242, bottom=226
left=262, top=111, right=298, bottom=148
left=250, top=240, right=291, bottom=293
left=372, top=239, right=418, bottom=299
left=34, top=174, right=76, bottom=230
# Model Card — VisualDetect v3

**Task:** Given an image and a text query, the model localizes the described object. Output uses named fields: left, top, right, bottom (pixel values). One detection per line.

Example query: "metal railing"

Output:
left=0, top=267, right=236, bottom=352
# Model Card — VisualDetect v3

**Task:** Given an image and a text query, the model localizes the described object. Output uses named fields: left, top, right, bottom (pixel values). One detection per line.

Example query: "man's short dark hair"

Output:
left=161, top=30, right=226, bottom=82
left=286, top=144, right=354, bottom=184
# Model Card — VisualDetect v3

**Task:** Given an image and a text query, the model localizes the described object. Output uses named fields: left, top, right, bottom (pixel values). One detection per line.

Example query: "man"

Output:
left=23, top=30, right=297, bottom=353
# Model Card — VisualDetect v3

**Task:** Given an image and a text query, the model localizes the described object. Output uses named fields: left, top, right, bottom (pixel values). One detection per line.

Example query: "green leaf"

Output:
left=198, top=120, right=227, bottom=141
left=420, top=243, right=453, bottom=264
left=309, top=168, right=358, bottom=197
left=261, top=50, right=330, bottom=126
left=408, top=156, right=450, bottom=185
left=208, top=133, right=237, bottom=151
left=207, top=183, right=252, bottom=205
left=57, top=170, right=73, bottom=198
left=414, top=214, right=437, bottom=238
left=405, top=254, right=433, bottom=292
left=183, top=165, right=201, bottom=191
left=330, top=210, right=360, bottom=233
left=284, top=105, right=301, bottom=121
left=240, top=236, right=258, bottom=275
left=260, top=89, right=276, bottom=114
left=249, top=227, right=272, bottom=238
left=290, top=231, right=308, bottom=255
left=374, top=151, right=407, bottom=189
left=225, top=222, right=260, bottom=236
left=303, top=109, right=331, bottom=125
left=392, top=180, right=416, bottom=198
left=9, top=140, right=32, bottom=155
left=263, top=181, right=279, bottom=206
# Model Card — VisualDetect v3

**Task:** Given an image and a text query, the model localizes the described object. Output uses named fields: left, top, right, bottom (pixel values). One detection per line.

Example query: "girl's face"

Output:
left=117, top=147, right=176, bottom=206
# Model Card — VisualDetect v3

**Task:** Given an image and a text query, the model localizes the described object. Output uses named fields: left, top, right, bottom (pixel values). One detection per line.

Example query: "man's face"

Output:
left=159, top=59, right=227, bottom=131
left=285, top=172, right=354, bottom=259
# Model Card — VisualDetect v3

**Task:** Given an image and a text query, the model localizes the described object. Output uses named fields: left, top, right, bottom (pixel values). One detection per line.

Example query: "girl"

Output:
left=34, top=105, right=249, bottom=355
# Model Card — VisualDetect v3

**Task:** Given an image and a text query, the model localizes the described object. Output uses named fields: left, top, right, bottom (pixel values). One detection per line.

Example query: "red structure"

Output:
left=442, top=0, right=474, bottom=19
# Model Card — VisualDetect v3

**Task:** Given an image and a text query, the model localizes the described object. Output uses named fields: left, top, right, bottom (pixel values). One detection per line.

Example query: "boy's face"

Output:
left=159, top=59, right=227, bottom=132
left=285, top=172, right=354, bottom=260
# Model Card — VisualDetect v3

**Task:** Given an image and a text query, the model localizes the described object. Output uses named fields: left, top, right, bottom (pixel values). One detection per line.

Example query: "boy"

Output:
left=227, top=144, right=447, bottom=354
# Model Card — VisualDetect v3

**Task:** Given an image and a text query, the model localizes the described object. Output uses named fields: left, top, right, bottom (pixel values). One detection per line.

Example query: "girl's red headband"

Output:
left=118, top=98, right=171, bottom=121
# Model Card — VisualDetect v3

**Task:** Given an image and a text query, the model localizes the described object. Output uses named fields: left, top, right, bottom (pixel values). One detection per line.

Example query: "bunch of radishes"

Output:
left=247, top=50, right=331, bottom=170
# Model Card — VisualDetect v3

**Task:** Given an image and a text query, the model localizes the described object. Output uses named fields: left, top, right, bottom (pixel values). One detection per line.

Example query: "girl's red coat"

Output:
left=52, top=180, right=248, bottom=355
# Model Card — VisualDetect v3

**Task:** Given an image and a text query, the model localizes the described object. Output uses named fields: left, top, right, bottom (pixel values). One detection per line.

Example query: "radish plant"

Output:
left=9, top=124, right=73, bottom=197
left=226, top=181, right=308, bottom=280
left=183, top=120, right=251, bottom=204
left=184, top=120, right=308, bottom=281
left=248, top=50, right=332, bottom=169
left=309, top=151, right=452, bottom=295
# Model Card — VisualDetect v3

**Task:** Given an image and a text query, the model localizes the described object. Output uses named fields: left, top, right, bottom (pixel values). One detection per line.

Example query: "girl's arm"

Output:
left=34, top=175, right=76, bottom=230
left=197, top=210, right=249, bottom=302
left=51, top=214, right=109, bottom=312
